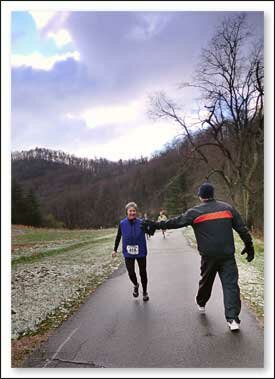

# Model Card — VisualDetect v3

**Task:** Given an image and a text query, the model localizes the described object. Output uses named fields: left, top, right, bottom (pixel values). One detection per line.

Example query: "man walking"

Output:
left=142, top=183, right=255, bottom=331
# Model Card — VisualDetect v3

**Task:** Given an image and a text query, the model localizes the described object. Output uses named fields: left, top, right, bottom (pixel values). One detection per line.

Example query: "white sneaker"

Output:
left=195, top=298, right=205, bottom=314
left=227, top=320, right=240, bottom=331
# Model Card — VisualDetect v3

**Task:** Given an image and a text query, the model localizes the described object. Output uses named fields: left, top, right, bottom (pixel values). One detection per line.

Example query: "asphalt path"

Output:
left=23, top=229, right=264, bottom=368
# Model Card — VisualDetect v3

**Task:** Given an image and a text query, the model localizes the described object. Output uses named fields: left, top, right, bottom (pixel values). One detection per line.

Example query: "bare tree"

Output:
left=149, top=14, right=264, bottom=226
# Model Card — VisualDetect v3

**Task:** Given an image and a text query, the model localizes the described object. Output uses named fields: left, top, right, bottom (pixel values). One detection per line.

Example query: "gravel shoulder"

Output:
left=11, top=225, right=122, bottom=366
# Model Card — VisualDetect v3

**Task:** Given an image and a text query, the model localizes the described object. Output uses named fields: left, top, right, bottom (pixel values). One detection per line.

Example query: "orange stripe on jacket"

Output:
left=193, top=210, right=233, bottom=224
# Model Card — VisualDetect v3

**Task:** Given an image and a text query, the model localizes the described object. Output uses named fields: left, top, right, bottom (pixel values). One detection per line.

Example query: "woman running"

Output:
left=112, top=202, right=150, bottom=301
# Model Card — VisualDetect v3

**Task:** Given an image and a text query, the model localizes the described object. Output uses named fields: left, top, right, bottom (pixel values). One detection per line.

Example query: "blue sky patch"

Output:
left=11, top=11, right=73, bottom=57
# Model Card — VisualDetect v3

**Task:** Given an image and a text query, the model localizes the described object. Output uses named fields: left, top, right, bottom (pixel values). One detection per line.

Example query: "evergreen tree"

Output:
left=164, top=173, right=188, bottom=217
left=12, top=179, right=27, bottom=224
left=25, top=189, right=42, bottom=226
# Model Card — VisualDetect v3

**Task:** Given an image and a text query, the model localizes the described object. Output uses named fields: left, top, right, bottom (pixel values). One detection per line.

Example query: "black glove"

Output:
left=141, top=219, right=158, bottom=236
left=241, top=245, right=255, bottom=262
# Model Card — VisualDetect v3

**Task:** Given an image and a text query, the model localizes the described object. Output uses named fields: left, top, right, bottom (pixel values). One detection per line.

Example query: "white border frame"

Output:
left=1, top=1, right=274, bottom=378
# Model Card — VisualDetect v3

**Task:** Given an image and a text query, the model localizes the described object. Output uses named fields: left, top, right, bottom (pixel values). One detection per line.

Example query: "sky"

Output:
left=11, top=10, right=264, bottom=161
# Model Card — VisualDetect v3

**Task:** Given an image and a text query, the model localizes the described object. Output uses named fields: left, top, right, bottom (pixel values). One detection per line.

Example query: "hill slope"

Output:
left=12, top=147, right=190, bottom=228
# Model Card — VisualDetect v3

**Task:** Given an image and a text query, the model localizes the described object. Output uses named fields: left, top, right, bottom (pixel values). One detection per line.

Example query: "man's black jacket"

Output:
left=158, top=199, right=253, bottom=257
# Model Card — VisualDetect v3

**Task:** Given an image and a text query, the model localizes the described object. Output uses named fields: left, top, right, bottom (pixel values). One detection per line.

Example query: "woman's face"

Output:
left=127, top=207, right=137, bottom=220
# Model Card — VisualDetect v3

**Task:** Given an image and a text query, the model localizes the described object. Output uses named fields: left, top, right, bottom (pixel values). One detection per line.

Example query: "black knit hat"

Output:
left=197, top=183, right=214, bottom=199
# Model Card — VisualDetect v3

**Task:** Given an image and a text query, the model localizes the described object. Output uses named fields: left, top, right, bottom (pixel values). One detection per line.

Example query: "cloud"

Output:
left=79, top=99, right=144, bottom=128
left=12, top=11, right=78, bottom=70
left=11, top=11, right=264, bottom=161
left=47, top=28, right=73, bottom=47
left=11, top=56, right=181, bottom=160
left=64, top=11, right=263, bottom=102
left=28, top=11, right=72, bottom=52
left=11, top=50, right=80, bottom=71
left=12, top=58, right=96, bottom=115
left=64, top=118, right=181, bottom=161
left=100, top=120, right=180, bottom=161
left=28, top=11, right=56, bottom=29
left=127, top=13, right=172, bottom=41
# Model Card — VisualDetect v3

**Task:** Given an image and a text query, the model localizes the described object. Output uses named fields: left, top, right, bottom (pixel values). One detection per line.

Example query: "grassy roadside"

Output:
left=11, top=225, right=123, bottom=367
left=12, top=236, right=114, bottom=266
left=182, top=227, right=264, bottom=325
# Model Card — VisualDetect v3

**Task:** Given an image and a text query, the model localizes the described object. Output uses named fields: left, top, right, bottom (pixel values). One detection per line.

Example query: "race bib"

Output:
left=126, top=245, right=139, bottom=255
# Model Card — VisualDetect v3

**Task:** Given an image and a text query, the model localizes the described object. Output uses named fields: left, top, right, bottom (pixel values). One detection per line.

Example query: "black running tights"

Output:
left=124, top=257, right=148, bottom=293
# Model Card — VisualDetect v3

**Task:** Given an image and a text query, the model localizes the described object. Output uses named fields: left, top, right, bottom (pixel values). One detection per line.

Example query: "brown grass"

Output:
left=11, top=331, right=52, bottom=367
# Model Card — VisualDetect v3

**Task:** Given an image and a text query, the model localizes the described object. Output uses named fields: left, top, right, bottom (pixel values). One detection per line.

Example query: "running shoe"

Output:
left=195, top=298, right=206, bottom=314
left=133, top=283, right=139, bottom=298
left=143, top=292, right=149, bottom=301
left=227, top=319, right=240, bottom=331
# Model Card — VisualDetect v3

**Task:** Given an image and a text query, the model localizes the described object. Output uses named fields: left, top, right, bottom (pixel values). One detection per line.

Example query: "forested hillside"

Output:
left=12, top=132, right=263, bottom=232
left=11, top=146, right=187, bottom=228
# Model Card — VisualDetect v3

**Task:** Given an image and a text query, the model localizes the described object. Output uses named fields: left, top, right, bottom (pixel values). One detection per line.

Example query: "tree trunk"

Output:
left=242, top=188, right=254, bottom=229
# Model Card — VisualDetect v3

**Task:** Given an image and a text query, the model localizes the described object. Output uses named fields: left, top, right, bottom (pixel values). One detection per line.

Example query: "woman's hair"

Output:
left=125, top=202, right=138, bottom=214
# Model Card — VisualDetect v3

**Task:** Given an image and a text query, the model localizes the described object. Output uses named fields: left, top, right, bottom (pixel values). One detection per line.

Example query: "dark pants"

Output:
left=196, top=255, right=241, bottom=322
left=125, top=257, right=148, bottom=293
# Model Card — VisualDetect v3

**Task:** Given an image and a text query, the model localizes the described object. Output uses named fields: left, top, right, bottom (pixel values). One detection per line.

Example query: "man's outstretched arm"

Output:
left=142, top=209, right=196, bottom=233
left=158, top=209, right=195, bottom=229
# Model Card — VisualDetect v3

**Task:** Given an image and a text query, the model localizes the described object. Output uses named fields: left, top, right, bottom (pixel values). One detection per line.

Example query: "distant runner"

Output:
left=142, top=183, right=255, bottom=331
left=112, top=202, right=154, bottom=301
left=157, top=210, right=168, bottom=238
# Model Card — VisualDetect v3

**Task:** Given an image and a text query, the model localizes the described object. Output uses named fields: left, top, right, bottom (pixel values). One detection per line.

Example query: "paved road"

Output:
left=23, top=229, right=264, bottom=368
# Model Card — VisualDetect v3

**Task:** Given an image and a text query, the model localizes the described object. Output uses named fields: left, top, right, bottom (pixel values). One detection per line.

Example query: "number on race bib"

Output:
left=126, top=245, right=139, bottom=255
